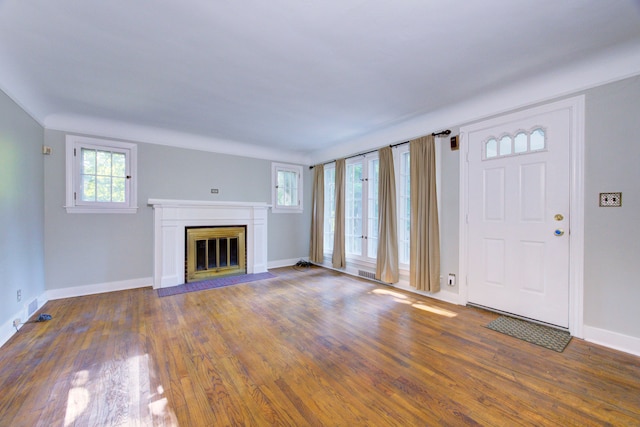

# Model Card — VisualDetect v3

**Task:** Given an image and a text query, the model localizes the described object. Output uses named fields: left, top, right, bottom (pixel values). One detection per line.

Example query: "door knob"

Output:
left=554, top=214, right=564, bottom=221
left=554, top=229, right=564, bottom=237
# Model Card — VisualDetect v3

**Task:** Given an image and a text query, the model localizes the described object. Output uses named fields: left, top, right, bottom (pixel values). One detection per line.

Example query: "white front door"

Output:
left=462, top=100, right=577, bottom=328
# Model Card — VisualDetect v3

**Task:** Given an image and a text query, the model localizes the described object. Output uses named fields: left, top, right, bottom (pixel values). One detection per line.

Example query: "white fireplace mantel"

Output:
left=149, top=199, right=270, bottom=288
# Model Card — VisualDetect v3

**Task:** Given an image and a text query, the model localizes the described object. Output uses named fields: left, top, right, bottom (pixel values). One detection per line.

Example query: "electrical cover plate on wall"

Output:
left=599, top=192, right=622, bottom=207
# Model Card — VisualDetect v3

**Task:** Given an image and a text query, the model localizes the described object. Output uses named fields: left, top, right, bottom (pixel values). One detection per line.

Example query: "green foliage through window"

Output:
left=277, top=169, right=298, bottom=207
left=80, top=148, right=127, bottom=203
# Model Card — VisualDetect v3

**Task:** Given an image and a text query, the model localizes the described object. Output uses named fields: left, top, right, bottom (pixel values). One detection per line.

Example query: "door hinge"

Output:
left=74, top=192, right=76, bottom=201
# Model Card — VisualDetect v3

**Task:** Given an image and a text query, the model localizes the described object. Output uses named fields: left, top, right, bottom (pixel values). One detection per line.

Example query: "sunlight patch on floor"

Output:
left=64, top=354, right=178, bottom=426
left=64, top=370, right=90, bottom=426
left=411, top=303, right=457, bottom=317
left=371, top=288, right=458, bottom=317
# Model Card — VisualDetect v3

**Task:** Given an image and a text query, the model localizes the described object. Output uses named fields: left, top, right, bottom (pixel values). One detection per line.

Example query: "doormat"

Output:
left=486, top=316, right=572, bottom=352
left=157, top=272, right=275, bottom=297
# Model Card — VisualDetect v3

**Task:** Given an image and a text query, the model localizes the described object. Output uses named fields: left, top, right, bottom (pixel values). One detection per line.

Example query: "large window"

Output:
left=317, top=143, right=441, bottom=273
left=323, top=165, right=336, bottom=253
left=345, top=154, right=379, bottom=262
left=65, top=135, right=137, bottom=214
left=271, top=163, right=303, bottom=213
left=397, top=146, right=411, bottom=265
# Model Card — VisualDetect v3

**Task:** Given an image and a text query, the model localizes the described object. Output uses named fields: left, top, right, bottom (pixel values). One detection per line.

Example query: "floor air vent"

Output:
left=28, top=299, right=38, bottom=316
left=358, top=270, right=376, bottom=280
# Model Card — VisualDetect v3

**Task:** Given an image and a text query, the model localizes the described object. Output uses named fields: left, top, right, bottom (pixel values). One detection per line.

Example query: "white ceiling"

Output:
left=1, top=0, right=640, bottom=161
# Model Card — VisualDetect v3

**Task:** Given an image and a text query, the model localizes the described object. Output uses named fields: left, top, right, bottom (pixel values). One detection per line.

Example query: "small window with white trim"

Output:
left=271, top=163, right=303, bottom=213
left=65, top=135, right=138, bottom=214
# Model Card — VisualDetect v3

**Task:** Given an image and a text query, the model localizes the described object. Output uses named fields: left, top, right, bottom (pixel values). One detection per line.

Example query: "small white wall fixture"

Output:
left=148, top=199, right=269, bottom=288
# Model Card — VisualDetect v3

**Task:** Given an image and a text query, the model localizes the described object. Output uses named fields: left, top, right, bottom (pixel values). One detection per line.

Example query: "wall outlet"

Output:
left=13, top=319, right=20, bottom=328
left=447, top=274, right=456, bottom=286
left=16, top=289, right=21, bottom=302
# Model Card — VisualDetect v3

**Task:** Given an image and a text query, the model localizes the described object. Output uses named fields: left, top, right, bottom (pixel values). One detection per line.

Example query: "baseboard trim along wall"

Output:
left=392, top=281, right=462, bottom=306
left=312, top=260, right=463, bottom=308
left=583, top=325, right=640, bottom=357
left=267, top=258, right=308, bottom=269
left=46, top=277, right=153, bottom=301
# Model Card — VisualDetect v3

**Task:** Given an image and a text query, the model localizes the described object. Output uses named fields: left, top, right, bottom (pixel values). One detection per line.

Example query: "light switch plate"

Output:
left=599, top=192, right=622, bottom=207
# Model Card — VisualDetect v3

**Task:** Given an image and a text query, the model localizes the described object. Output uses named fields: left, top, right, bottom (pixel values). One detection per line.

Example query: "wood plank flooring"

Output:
left=1, top=266, right=639, bottom=426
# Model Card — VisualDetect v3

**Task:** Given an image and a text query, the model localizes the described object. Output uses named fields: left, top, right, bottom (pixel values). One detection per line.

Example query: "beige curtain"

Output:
left=410, top=135, right=441, bottom=292
left=309, top=164, right=324, bottom=263
left=332, top=159, right=346, bottom=269
left=376, top=146, right=399, bottom=283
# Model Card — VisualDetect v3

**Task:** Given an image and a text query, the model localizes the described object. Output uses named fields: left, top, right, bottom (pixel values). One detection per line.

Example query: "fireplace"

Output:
left=149, top=199, right=269, bottom=289
left=185, top=226, right=246, bottom=282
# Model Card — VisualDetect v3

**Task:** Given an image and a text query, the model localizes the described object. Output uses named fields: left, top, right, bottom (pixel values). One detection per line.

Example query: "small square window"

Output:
left=65, top=135, right=138, bottom=214
left=271, top=163, right=303, bottom=213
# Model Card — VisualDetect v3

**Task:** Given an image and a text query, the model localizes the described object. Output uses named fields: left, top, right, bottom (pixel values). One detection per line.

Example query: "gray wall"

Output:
left=583, top=75, right=640, bottom=338
left=436, top=75, right=640, bottom=339
left=438, top=129, right=460, bottom=292
left=43, top=129, right=311, bottom=290
left=0, top=89, right=45, bottom=325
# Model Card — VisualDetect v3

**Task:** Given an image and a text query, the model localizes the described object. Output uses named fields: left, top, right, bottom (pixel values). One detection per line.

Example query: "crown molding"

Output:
left=310, top=41, right=640, bottom=165
left=44, top=114, right=311, bottom=165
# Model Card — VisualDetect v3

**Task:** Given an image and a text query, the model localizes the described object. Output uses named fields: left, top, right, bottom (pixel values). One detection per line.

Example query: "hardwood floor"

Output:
left=1, top=266, right=639, bottom=426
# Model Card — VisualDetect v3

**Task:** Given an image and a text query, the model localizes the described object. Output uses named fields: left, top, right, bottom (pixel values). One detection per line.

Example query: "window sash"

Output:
left=367, top=158, right=379, bottom=259
left=345, top=160, right=363, bottom=256
left=345, top=154, right=378, bottom=261
left=77, top=146, right=130, bottom=206
left=323, top=165, right=336, bottom=253
left=398, top=149, right=411, bottom=266
left=65, top=135, right=137, bottom=214
left=271, top=163, right=303, bottom=213
left=276, top=169, right=299, bottom=207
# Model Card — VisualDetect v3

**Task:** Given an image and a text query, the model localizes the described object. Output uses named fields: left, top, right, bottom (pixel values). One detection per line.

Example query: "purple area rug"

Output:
left=157, top=272, right=276, bottom=297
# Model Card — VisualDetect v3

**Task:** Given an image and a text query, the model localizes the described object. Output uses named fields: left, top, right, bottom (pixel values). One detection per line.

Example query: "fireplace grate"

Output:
left=185, top=226, right=246, bottom=282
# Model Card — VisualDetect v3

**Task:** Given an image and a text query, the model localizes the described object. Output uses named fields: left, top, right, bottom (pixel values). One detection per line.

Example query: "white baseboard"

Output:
left=0, top=291, right=49, bottom=349
left=268, top=257, right=307, bottom=269
left=392, top=281, right=463, bottom=306
left=583, top=325, right=640, bottom=357
left=46, top=277, right=152, bottom=301
left=311, top=261, right=464, bottom=307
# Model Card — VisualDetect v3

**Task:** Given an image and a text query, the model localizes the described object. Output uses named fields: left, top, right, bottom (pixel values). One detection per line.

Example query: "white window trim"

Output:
left=345, top=152, right=379, bottom=263
left=65, top=135, right=138, bottom=214
left=271, top=162, right=303, bottom=213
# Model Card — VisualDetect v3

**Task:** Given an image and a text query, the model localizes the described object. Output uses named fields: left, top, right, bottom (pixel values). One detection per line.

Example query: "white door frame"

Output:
left=458, top=96, right=585, bottom=338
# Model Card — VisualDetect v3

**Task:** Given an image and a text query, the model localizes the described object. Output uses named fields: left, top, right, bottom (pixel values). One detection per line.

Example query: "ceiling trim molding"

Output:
left=44, top=114, right=311, bottom=165
left=309, top=41, right=640, bottom=165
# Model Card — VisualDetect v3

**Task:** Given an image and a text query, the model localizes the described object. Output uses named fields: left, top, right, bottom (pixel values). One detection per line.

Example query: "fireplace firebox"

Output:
left=185, top=226, right=246, bottom=282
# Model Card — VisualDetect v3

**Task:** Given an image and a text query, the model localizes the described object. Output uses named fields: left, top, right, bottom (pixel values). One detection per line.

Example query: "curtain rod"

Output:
left=309, top=129, right=451, bottom=169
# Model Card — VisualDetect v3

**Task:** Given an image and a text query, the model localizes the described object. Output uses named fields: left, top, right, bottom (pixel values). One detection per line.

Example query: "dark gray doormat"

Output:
left=486, top=316, right=572, bottom=352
